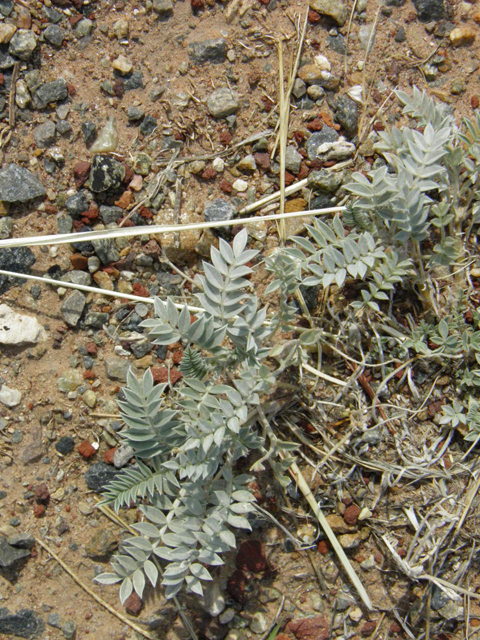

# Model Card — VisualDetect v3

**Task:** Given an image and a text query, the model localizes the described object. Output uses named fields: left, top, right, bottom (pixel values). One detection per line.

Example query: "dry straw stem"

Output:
left=35, top=537, right=158, bottom=640
left=270, top=10, right=308, bottom=158
left=286, top=459, right=373, bottom=610
left=0, top=206, right=345, bottom=250
left=277, top=38, right=287, bottom=246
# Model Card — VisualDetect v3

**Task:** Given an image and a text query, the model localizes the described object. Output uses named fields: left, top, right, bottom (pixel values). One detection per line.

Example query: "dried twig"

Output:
left=35, top=537, right=158, bottom=640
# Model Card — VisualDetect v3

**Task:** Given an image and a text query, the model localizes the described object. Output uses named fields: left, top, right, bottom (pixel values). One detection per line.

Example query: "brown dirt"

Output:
left=1, top=0, right=480, bottom=639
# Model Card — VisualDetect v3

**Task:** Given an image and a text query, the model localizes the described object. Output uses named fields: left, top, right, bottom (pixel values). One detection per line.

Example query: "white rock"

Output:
left=0, top=385, right=22, bottom=407
left=250, top=612, right=268, bottom=634
left=315, top=138, right=355, bottom=161
left=0, top=305, right=45, bottom=346
left=212, top=157, right=225, bottom=173
left=358, top=507, right=372, bottom=521
left=314, top=54, right=331, bottom=71
left=233, top=179, right=248, bottom=192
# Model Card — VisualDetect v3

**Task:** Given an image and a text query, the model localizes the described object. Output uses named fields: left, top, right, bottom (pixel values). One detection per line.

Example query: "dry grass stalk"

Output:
left=0, top=206, right=345, bottom=250
left=35, top=537, right=158, bottom=640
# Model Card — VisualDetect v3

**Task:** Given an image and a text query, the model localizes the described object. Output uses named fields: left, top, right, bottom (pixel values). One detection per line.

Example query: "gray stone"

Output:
left=8, top=29, right=37, bottom=60
left=62, top=621, right=76, bottom=640
left=75, top=18, right=93, bottom=38
left=431, top=586, right=451, bottom=610
left=327, top=34, right=346, bottom=54
left=335, top=95, right=359, bottom=136
left=105, top=357, right=129, bottom=381
left=412, top=0, right=444, bottom=21
left=56, top=120, right=72, bottom=136
left=394, top=26, right=407, bottom=43
left=307, top=85, right=325, bottom=102
left=34, top=120, right=56, bottom=148
left=292, top=78, right=306, bottom=99
left=127, top=106, right=144, bottom=122
left=47, top=613, right=62, bottom=628
left=207, top=88, right=240, bottom=118
left=0, top=248, right=36, bottom=295
left=139, top=115, right=157, bottom=136
left=188, top=38, right=227, bottom=65
left=57, top=214, right=73, bottom=234
left=44, top=24, right=64, bottom=47
left=124, top=70, right=143, bottom=91
left=99, top=205, right=123, bottom=224
left=6, top=533, right=35, bottom=549
left=81, top=121, right=96, bottom=144
left=61, top=271, right=91, bottom=287
left=84, top=462, right=119, bottom=493
left=113, top=444, right=134, bottom=469
left=84, top=311, right=109, bottom=329
left=309, top=0, right=347, bottom=25
left=0, top=385, right=21, bottom=407
left=65, top=191, right=88, bottom=218
left=305, top=126, right=339, bottom=161
left=61, top=290, right=86, bottom=327
left=0, top=0, right=13, bottom=17
left=0, top=609, right=44, bottom=639
left=237, top=155, right=256, bottom=173
left=204, top=199, right=235, bottom=226
left=55, top=436, right=75, bottom=455
left=92, top=238, right=120, bottom=265
left=0, top=164, right=45, bottom=203
left=34, top=79, right=68, bottom=109
left=153, top=0, right=173, bottom=14
left=85, top=528, right=118, bottom=559
left=44, top=5, right=62, bottom=22
left=88, top=154, right=125, bottom=192
left=0, top=216, right=12, bottom=239
left=285, top=146, right=302, bottom=174
left=308, top=169, right=344, bottom=193
left=130, top=340, right=153, bottom=358
left=0, top=538, right=30, bottom=568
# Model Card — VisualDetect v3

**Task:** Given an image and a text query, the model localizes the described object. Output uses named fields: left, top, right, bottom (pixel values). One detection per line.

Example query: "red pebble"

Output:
left=70, top=253, right=88, bottom=270
left=343, top=504, right=361, bottom=526
left=34, top=483, right=50, bottom=505
left=472, top=95, right=479, bottom=110
left=132, top=282, right=150, bottom=298
left=78, top=441, right=96, bottom=459
left=235, top=540, right=268, bottom=573
left=284, top=171, right=295, bottom=186
left=73, top=161, right=91, bottom=188
left=66, top=82, right=76, bottom=97
left=124, top=592, right=143, bottom=616
left=307, top=118, right=323, bottom=132
left=85, top=342, right=97, bottom=355
left=220, top=179, right=233, bottom=194
left=317, top=540, right=329, bottom=554
left=308, top=9, right=321, bottom=22
left=150, top=367, right=182, bottom=386
left=254, top=152, right=270, bottom=170
left=33, top=504, right=46, bottom=518
left=103, top=448, right=116, bottom=465
left=201, top=166, right=216, bottom=180
left=219, top=130, right=232, bottom=145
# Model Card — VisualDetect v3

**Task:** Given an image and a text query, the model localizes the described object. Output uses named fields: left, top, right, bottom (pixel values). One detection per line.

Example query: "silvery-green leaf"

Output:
left=132, top=522, right=162, bottom=538
left=119, top=577, right=133, bottom=605
left=144, top=560, right=159, bottom=588
left=94, top=573, right=122, bottom=585
left=133, top=568, right=145, bottom=598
